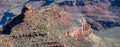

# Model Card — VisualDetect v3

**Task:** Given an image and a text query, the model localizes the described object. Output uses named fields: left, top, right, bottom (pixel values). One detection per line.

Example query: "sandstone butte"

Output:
left=0, top=3, right=93, bottom=47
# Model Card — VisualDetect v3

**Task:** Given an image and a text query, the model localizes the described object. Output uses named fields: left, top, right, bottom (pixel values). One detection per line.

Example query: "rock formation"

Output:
left=11, top=3, right=92, bottom=41
left=0, top=4, right=93, bottom=47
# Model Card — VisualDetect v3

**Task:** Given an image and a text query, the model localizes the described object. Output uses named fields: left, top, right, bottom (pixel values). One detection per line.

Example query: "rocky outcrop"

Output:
left=11, top=3, right=92, bottom=40
left=0, top=4, right=92, bottom=47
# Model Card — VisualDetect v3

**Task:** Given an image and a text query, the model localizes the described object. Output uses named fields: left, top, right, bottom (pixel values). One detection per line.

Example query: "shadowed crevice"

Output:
left=1, top=14, right=24, bottom=34
left=0, top=5, right=30, bottom=34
